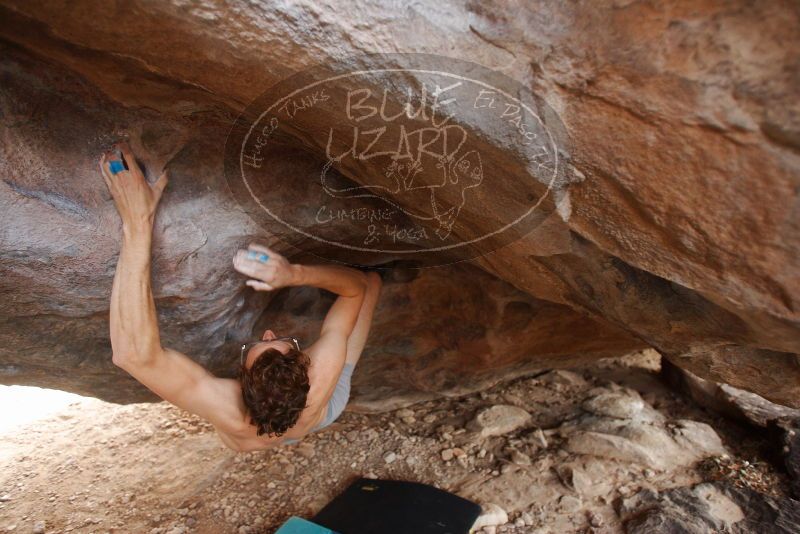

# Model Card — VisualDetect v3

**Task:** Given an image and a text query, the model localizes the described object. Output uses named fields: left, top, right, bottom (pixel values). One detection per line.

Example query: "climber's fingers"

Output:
left=246, top=279, right=274, bottom=292
left=153, top=169, right=169, bottom=199
left=247, top=243, right=276, bottom=257
left=233, top=249, right=276, bottom=279
left=115, top=141, right=143, bottom=179
left=99, top=152, right=114, bottom=190
left=99, top=150, right=128, bottom=202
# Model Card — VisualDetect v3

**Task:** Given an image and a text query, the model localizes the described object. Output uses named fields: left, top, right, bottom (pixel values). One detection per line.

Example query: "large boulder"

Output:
left=0, top=0, right=797, bottom=406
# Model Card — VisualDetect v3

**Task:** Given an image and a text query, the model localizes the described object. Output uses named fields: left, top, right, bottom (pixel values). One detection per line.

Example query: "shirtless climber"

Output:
left=99, top=142, right=382, bottom=452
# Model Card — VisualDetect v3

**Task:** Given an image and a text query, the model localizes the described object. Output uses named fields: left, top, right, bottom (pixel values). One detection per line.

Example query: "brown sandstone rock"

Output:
left=0, top=0, right=798, bottom=406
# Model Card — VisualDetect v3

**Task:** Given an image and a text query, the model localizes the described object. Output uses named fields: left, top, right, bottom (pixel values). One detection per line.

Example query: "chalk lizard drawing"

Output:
left=320, top=149, right=484, bottom=241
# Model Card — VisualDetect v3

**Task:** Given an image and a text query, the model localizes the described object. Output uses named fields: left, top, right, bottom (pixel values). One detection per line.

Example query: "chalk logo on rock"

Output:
left=224, top=53, right=568, bottom=267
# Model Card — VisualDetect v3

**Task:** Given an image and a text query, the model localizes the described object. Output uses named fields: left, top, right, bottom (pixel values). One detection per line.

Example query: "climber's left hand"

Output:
left=99, top=141, right=168, bottom=229
left=233, top=243, right=296, bottom=291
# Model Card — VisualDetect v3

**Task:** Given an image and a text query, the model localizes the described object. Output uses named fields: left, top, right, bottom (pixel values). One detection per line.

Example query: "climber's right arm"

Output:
left=100, top=142, right=167, bottom=363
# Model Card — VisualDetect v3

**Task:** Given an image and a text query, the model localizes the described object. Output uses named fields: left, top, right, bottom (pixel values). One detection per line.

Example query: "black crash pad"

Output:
left=312, top=477, right=482, bottom=534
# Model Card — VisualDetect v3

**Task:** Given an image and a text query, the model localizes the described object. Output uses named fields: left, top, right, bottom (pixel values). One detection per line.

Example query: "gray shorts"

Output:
left=283, top=362, right=354, bottom=445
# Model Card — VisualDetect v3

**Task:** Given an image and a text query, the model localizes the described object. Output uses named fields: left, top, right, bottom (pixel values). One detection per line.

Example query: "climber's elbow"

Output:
left=111, top=346, right=160, bottom=368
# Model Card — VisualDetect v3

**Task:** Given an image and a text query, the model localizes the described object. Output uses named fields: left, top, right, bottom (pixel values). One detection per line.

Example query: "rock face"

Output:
left=663, top=361, right=800, bottom=498
left=453, top=367, right=739, bottom=529
left=617, top=484, right=745, bottom=534
left=0, top=1, right=798, bottom=406
left=260, top=267, right=642, bottom=411
left=618, top=483, right=800, bottom=534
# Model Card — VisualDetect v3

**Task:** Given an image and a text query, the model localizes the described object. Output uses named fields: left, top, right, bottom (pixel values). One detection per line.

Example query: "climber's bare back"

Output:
left=214, top=332, right=354, bottom=451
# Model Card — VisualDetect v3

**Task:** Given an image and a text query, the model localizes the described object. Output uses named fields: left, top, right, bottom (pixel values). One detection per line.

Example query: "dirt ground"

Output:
left=0, top=351, right=790, bottom=534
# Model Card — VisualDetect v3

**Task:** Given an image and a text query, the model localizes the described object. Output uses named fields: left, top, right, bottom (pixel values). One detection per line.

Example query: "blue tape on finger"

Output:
left=247, top=250, right=269, bottom=263
left=109, top=160, right=125, bottom=174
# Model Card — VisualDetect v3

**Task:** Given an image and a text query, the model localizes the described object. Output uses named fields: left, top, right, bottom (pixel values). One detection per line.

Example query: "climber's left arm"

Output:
left=100, top=142, right=244, bottom=437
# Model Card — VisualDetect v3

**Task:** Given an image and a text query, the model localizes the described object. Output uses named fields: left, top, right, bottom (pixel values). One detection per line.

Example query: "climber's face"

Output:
left=241, top=330, right=300, bottom=369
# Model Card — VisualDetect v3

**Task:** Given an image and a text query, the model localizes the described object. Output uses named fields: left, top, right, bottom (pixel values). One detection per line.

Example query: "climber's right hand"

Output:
left=99, top=141, right=168, bottom=229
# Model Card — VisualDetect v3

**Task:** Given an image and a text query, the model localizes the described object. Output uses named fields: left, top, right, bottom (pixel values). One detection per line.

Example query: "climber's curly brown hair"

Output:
left=239, top=346, right=311, bottom=437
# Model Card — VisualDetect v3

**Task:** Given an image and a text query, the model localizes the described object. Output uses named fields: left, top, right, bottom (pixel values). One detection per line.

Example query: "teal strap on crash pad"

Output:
left=275, top=516, right=338, bottom=534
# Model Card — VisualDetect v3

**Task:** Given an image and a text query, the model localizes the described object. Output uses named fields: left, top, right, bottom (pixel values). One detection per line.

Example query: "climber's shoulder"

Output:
left=304, top=330, right=348, bottom=399
left=188, top=373, right=255, bottom=438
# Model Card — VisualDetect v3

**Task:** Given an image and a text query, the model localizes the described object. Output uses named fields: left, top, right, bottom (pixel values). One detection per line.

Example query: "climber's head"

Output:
left=239, top=329, right=310, bottom=437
